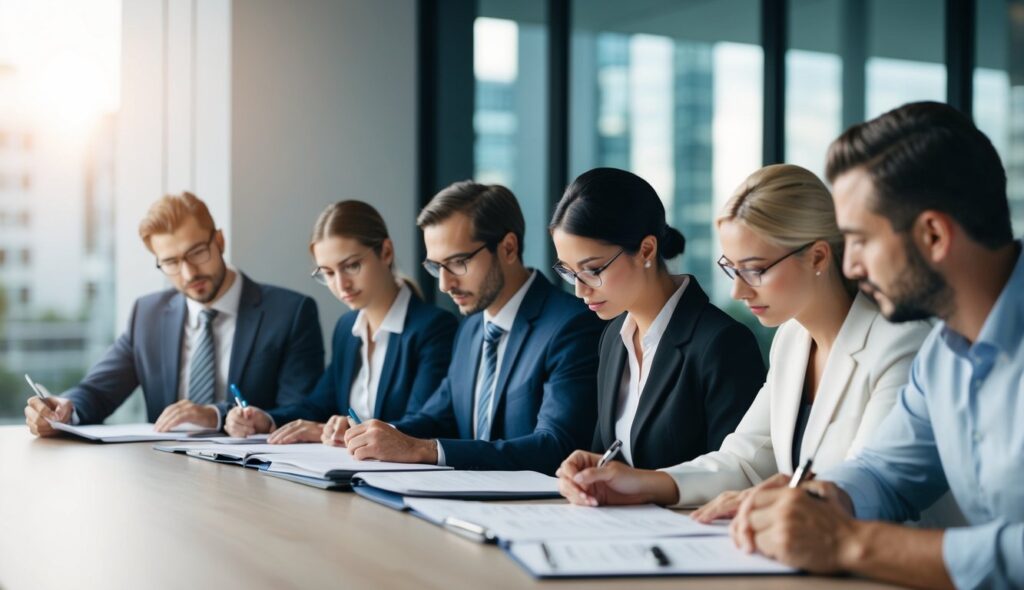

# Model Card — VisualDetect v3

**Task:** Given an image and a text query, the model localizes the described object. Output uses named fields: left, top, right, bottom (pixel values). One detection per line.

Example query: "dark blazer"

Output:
left=268, top=294, right=458, bottom=425
left=394, top=273, right=604, bottom=475
left=62, top=274, right=325, bottom=425
left=591, top=278, right=765, bottom=470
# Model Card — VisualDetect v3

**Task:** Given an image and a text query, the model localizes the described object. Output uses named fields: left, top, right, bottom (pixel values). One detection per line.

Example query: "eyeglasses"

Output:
left=717, top=242, right=815, bottom=287
left=156, top=232, right=217, bottom=276
left=422, top=244, right=488, bottom=278
left=552, top=249, right=625, bottom=288
left=311, top=251, right=372, bottom=285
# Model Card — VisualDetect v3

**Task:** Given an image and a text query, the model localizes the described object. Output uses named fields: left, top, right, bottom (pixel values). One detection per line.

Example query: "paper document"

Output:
left=263, top=447, right=451, bottom=481
left=506, top=536, right=795, bottom=578
left=351, top=470, right=559, bottom=499
left=404, top=499, right=727, bottom=543
left=50, top=421, right=218, bottom=443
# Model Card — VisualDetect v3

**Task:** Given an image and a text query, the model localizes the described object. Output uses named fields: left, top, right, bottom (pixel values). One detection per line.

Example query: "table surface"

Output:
left=0, top=427, right=906, bottom=590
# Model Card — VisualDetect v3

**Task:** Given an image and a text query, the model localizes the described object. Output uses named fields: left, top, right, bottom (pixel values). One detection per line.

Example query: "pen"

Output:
left=442, top=516, right=497, bottom=544
left=347, top=407, right=363, bottom=425
left=25, top=374, right=48, bottom=400
left=596, top=439, right=623, bottom=468
left=229, top=383, right=249, bottom=409
left=789, top=458, right=814, bottom=488
left=648, top=544, right=671, bottom=567
left=540, top=542, right=558, bottom=570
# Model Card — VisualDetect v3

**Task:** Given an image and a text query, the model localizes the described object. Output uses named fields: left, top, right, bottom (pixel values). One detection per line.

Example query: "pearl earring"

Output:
left=815, top=271, right=822, bottom=276
left=644, top=261, right=652, bottom=269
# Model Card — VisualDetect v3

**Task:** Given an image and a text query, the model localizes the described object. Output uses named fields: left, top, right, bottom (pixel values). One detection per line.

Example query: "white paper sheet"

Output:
left=352, top=470, right=558, bottom=497
left=507, top=536, right=795, bottom=577
left=49, top=421, right=218, bottom=442
left=403, top=499, right=727, bottom=543
left=262, top=448, right=451, bottom=478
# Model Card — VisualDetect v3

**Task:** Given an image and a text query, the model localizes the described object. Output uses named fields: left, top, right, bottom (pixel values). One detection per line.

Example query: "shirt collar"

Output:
left=483, top=269, right=537, bottom=333
left=351, top=283, right=412, bottom=342
left=186, top=266, right=243, bottom=328
left=619, top=275, right=690, bottom=351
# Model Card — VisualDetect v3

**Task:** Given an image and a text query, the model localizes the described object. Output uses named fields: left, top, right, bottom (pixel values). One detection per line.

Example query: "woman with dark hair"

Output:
left=550, top=167, right=765, bottom=496
left=225, top=200, right=457, bottom=443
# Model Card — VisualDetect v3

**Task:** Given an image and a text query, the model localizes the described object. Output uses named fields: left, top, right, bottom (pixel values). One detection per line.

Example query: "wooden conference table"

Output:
left=0, top=427, right=905, bottom=590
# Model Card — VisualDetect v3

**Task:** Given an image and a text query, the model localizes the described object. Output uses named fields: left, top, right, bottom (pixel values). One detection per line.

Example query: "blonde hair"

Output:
left=138, top=191, right=216, bottom=252
left=718, top=164, right=856, bottom=295
left=311, top=200, right=423, bottom=299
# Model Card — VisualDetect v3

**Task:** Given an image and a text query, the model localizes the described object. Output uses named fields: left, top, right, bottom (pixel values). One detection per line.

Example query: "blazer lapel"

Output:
left=372, top=333, right=402, bottom=418
left=598, top=318, right=627, bottom=448
left=161, top=294, right=187, bottom=408
left=456, top=318, right=484, bottom=436
left=629, top=278, right=706, bottom=460
left=798, top=294, right=873, bottom=465
left=228, top=275, right=264, bottom=386
left=488, top=275, right=547, bottom=433
left=770, top=325, right=811, bottom=475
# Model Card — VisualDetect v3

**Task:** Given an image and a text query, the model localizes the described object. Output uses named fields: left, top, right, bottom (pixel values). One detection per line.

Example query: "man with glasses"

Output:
left=24, top=192, right=324, bottom=435
left=340, top=181, right=603, bottom=475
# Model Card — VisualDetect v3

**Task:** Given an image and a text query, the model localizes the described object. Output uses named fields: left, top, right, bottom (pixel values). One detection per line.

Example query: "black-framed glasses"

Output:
left=422, top=244, right=489, bottom=278
left=311, top=250, right=373, bottom=285
left=717, top=242, right=814, bottom=287
left=552, top=249, right=625, bottom=288
left=156, top=232, right=217, bottom=276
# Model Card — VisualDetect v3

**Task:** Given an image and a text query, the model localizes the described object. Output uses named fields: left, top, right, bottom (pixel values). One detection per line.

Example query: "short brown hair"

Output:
left=138, top=191, right=216, bottom=251
left=417, top=181, right=525, bottom=259
left=825, top=101, right=1011, bottom=249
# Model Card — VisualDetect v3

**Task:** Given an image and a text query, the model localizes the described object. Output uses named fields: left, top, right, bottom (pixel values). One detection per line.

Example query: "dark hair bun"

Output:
left=660, top=226, right=685, bottom=259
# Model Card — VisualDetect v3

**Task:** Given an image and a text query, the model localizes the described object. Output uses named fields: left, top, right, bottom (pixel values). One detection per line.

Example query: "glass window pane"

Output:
left=473, top=1, right=549, bottom=271
left=0, top=0, right=119, bottom=423
left=787, top=0, right=947, bottom=178
left=570, top=0, right=763, bottom=341
left=975, top=0, right=1024, bottom=236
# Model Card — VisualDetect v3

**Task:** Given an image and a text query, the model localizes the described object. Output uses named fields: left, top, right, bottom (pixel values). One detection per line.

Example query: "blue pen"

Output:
left=229, top=383, right=249, bottom=409
left=347, top=407, right=363, bottom=424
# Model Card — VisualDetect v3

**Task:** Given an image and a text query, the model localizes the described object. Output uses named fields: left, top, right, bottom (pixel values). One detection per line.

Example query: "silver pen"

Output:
left=597, top=439, right=623, bottom=468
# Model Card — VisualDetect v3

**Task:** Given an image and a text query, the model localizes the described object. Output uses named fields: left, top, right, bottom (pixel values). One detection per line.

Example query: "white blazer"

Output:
left=663, top=292, right=932, bottom=507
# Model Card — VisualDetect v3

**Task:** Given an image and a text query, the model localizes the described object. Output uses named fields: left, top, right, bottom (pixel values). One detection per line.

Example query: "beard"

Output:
left=861, top=235, right=952, bottom=323
left=466, top=261, right=505, bottom=315
left=184, top=263, right=228, bottom=305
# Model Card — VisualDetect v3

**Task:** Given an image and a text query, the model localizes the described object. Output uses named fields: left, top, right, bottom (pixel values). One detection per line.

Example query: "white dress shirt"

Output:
left=348, top=284, right=411, bottom=420
left=177, top=266, right=243, bottom=427
left=436, top=270, right=537, bottom=465
left=614, top=275, right=689, bottom=466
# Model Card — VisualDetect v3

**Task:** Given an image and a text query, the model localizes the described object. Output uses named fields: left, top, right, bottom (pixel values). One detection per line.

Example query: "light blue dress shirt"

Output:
left=822, top=244, right=1024, bottom=590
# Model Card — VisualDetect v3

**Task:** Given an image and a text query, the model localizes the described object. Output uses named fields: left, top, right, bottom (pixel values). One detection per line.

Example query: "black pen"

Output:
left=540, top=542, right=558, bottom=570
left=648, top=544, right=671, bottom=567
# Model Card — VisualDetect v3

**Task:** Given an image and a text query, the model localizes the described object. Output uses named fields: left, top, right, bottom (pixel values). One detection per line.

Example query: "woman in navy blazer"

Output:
left=224, top=201, right=457, bottom=442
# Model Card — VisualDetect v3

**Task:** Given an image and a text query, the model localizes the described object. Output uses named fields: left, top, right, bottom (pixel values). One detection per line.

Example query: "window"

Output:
left=570, top=0, right=766, bottom=345
left=20, top=249, right=30, bottom=266
left=787, top=0, right=947, bottom=179
left=474, top=0, right=550, bottom=271
left=19, top=287, right=30, bottom=305
left=975, top=0, right=1024, bottom=236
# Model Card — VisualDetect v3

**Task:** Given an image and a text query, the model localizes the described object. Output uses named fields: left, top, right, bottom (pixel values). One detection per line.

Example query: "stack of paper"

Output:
left=262, top=448, right=450, bottom=488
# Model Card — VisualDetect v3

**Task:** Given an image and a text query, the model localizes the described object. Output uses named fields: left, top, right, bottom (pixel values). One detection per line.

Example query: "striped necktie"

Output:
left=475, top=321, right=506, bottom=441
left=187, top=308, right=219, bottom=405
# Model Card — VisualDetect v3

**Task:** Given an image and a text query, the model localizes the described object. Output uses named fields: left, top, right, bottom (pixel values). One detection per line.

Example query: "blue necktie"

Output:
left=476, top=321, right=506, bottom=441
left=187, top=309, right=219, bottom=405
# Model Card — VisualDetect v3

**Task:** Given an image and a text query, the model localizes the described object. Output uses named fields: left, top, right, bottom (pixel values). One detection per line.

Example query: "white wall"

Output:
left=229, top=0, right=420, bottom=338
left=117, top=0, right=420, bottom=351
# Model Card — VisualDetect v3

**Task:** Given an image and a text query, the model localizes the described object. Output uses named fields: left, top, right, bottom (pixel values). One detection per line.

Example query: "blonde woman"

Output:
left=556, top=164, right=932, bottom=517
left=225, top=200, right=457, bottom=443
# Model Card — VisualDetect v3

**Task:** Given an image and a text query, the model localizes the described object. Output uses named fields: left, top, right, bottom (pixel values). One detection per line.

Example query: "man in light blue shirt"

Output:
left=730, top=101, right=1023, bottom=589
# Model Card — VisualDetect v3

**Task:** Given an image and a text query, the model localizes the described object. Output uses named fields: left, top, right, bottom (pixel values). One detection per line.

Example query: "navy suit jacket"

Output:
left=62, top=274, right=325, bottom=425
left=268, top=295, right=457, bottom=425
left=393, top=273, right=604, bottom=475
